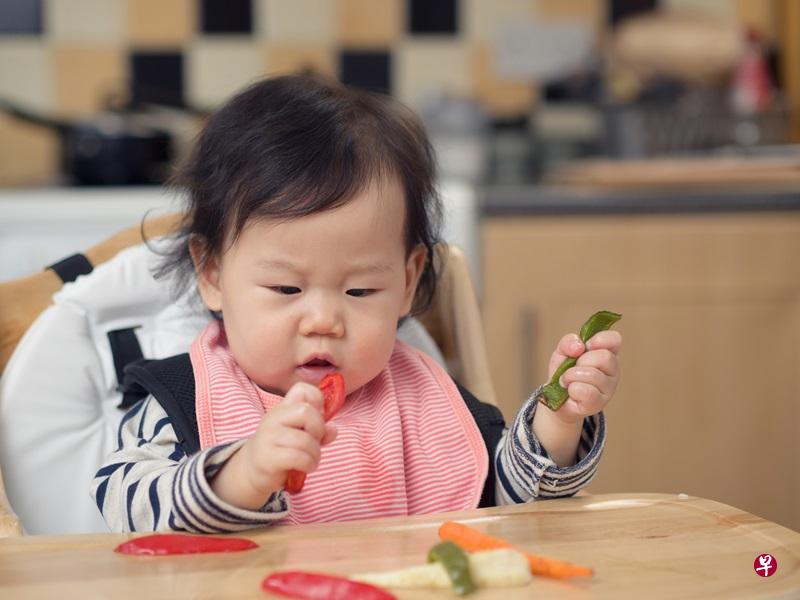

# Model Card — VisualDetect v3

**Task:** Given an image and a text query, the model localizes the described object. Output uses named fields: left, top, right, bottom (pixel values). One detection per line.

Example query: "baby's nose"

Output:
left=300, top=299, right=344, bottom=337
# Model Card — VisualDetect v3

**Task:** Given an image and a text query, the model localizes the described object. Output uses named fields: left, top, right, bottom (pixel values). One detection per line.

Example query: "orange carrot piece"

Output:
left=438, top=521, right=593, bottom=579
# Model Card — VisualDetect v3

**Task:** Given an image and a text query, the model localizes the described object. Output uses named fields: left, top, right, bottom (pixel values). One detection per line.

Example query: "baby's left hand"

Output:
left=545, top=330, right=622, bottom=424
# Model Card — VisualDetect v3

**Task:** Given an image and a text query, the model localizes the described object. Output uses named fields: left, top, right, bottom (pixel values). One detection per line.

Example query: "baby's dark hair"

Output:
left=157, top=73, right=442, bottom=316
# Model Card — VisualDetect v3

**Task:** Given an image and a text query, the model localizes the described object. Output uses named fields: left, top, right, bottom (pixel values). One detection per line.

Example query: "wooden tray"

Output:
left=1, top=493, right=798, bottom=599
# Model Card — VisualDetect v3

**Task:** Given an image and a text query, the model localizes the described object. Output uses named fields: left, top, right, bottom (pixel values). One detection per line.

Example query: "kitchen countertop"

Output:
left=0, top=186, right=182, bottom=221
left=0, top=180, right=481, bottom=284
left=481, top=183, right=800, bottom=216
left=0, top=187, right=181, bottom=282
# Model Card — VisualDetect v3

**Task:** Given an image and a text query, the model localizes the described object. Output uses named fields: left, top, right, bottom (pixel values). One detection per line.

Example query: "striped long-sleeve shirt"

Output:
left=92, top=392, right=604, bottom=533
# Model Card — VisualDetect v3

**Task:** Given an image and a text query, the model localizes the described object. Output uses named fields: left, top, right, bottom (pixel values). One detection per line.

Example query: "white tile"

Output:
left=394, top=40, right=472, bottom=110
left=662, top=0, right=736, bottom=19
left=464, top=0, right=539, bottom=41
left=186, top=40, right=266, bottom=109
left=255, top=0, right=334, bottom=41
left=46, top=0, right=125, bottom=42
left=0, top=40, right=53, bottom=112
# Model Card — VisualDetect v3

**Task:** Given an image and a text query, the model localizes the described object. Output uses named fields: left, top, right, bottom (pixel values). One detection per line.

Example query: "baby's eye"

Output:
left=346, top=288, right=376, bottom=297
left=269, top=286, right=301, bottom=295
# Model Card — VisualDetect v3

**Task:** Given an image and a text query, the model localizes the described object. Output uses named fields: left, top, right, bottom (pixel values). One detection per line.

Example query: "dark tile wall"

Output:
left=340, top=51, right=392, bottom=93
left=200, top=0, right=253, bottom=34
left=608, top=0, right=659, bottom=26
left=130, top=52, right=185, bottom=108
left=0, top=0, right=43, bottom=34
left=408, top=0, right=458, bottom=34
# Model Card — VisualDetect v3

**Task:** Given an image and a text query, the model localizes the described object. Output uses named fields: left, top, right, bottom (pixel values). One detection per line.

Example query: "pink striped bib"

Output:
left=190, top=321, right=488, bottom=524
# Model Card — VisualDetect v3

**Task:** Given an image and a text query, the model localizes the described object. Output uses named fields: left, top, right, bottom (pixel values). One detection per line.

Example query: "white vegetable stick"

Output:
left=351, top=548, right=531, bottom=589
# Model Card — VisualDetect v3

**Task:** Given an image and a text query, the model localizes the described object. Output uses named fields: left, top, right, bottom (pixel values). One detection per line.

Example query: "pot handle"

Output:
left=0, top=98, right=71, bottom=133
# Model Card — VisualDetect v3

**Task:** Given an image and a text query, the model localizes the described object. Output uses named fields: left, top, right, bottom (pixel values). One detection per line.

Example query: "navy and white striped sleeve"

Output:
left=494, top=393, right=605, bottom=504
left=91, top=395, right=288, bottom=532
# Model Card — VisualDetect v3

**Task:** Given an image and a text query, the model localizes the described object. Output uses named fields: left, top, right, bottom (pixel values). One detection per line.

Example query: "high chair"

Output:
left=0, top=214, right=497, bottom=536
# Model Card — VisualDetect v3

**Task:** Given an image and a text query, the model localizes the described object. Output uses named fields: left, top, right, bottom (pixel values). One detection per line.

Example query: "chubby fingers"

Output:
left=577, top=330, right=622, bottom=376
left=241, top=384, right=342, bottom=494
left=276, top=384, right=339, bottom=452
left=267, top=419, right=338, bottom=473
left=556, top=370, right=614, bottom=421
left=549, top=330, right=622, bottom=377
left=284, top=382, right=325, bottom=413
left=585, top=330, right=622, bottom=354
left=547, top=333, right=585, bottom=379
left=560, top=331, right=622, bottom=409
left=544, top=329, right=623, bottom=419
left=276, top=383, right=326, bottom=438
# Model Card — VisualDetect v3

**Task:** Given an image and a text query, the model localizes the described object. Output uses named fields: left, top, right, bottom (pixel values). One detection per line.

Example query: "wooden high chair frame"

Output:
left=0, top=214, right=496, bottom=536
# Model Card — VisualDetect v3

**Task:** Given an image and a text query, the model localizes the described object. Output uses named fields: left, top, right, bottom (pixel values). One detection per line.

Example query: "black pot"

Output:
left=1, top=99, right=174, bottom=186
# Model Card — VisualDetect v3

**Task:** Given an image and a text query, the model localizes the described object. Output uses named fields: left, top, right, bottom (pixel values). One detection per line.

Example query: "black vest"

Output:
left=122, top=354, right=506, bottom=507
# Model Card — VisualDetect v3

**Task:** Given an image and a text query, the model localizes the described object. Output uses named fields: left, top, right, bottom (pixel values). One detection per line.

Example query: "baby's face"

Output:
left=196, top=176, right=426, bottom=396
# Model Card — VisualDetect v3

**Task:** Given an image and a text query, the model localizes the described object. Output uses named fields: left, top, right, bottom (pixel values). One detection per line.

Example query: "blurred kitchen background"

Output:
left=1, top=1, right=799, bottom=531
left=2, top=0, right=800, bottom=273
left=1, top=0, right=798, bottom=184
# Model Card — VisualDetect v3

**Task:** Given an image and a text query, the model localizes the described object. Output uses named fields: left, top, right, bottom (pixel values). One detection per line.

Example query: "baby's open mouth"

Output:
left=304, top=358, right=332, bottom=367
left=298, top=357, right=337, bottom=383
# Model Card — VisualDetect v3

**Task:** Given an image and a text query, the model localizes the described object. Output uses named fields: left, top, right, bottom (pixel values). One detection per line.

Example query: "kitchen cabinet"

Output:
left=482, top=210, right=800, bottom=532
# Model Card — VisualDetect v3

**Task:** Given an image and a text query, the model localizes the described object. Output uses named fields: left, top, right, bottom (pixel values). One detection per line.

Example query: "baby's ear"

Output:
left=189, top=236, right=222, bottom=311
left=402, top=244, right=427, bottom=315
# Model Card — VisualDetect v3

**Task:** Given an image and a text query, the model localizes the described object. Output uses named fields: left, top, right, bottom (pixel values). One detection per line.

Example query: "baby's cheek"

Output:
left=351, top=327, right=396, bottom=381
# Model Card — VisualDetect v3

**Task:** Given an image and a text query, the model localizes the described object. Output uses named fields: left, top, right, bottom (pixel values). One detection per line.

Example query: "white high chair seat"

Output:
left=0, top=242, right=209, bottom=534
left=0, top=240, right=446, bottom=535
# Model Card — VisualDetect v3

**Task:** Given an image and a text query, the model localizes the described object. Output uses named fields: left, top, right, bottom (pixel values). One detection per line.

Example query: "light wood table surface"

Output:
left=1, top=493, right=798, bottom=599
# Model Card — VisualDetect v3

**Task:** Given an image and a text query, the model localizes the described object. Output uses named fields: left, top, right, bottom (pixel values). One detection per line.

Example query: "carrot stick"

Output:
left=438, top=521, right=593, bottom=579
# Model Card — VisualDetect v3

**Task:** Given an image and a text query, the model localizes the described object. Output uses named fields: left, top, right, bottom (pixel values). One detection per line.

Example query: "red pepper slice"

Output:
left=262, top=571, right=395, bottom=600
left=319, top=372, right=346, bottom=420
left=115, top=533, right=258, bottom=556
left=283, top=470, right=307, bottom=495
left=285, top=373, right=345, bottom=494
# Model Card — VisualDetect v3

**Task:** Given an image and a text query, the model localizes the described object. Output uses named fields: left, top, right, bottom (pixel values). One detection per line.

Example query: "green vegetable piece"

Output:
left=536, top=310, right=622, bottom=411
left=427, top=540, right=476, bottom=596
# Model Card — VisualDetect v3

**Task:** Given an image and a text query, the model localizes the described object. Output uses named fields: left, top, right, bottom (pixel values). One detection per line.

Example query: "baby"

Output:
left=92, top=74, right=622, bottom=532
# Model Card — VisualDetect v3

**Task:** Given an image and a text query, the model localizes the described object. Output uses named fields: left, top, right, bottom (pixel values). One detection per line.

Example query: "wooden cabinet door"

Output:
left=482, top=212, right=800, bottom=532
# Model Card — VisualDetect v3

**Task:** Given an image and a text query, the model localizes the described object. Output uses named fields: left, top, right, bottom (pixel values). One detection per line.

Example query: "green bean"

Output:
left=536, top=310, right=622, bottom=411
left=427, top=541, right=476, bottom=595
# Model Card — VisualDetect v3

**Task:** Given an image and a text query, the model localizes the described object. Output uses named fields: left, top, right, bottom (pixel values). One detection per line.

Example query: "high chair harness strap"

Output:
left=47, top=253, right=93, bottom=283
left=120, top=353, right=506, bottom=507
left=108, top=328, right=145, bottom=405
left=121, top=354, right=200, bottom=455
left=46, top=251, right=150, bottom=408
left=459, top=385, right=506, bottom=508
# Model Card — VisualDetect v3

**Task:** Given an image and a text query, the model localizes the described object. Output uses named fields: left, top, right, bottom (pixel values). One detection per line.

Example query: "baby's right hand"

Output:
left=239, top=382, right=338, bottom=498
